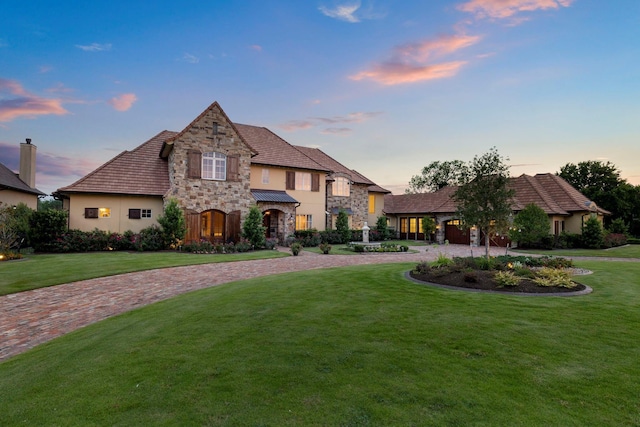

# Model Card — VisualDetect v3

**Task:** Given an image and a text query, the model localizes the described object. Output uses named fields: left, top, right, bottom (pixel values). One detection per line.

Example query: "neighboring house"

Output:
left=55, top=101, right=386, bottom=243
left=384, top=173, right=609, bottom=246
left=0, top=140, right=45, bottom=209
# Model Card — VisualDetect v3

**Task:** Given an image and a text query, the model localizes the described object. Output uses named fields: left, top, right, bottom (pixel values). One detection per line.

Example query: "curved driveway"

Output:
left=0, top=245, right=634, bottom=362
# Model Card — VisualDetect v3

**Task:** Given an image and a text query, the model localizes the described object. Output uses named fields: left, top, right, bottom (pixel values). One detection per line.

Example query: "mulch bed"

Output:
left=409, top=270, right=587, bottom=294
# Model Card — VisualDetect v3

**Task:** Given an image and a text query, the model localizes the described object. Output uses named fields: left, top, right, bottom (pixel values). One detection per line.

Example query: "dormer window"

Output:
left=202, top=152, right=226, bottom=180
left=334, top=177, right=350, bottom=197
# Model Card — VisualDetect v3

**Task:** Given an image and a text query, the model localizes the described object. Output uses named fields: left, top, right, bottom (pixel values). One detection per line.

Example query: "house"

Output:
left=384, top=173, right=608, bottom=246
left=0, top=139, right=45, bottom=209
left=55, top=101, right=387, bottom=243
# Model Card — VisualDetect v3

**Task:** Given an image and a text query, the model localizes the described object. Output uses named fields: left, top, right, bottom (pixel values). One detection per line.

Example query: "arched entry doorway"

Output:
left=185, top=209, right=241, bottom=244
left=201, top=210, right=225, bottom=242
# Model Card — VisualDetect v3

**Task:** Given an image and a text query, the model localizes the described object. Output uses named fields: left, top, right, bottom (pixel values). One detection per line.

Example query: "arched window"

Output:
left=202, top=152, right=226, bottom=180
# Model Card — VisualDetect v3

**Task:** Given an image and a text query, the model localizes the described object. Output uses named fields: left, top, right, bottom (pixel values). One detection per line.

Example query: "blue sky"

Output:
left=1, top=0, right=639, bottom=196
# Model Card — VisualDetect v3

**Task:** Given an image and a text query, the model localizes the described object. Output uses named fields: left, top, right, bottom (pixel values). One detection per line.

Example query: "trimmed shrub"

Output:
left=242, top=206, right=266, bottom=249
left=582, top=216, right=605, bottom=249
left=157, top=198, right=186, bottom=249
left=29, top=209, right=68, bottom=252
left=533, top=267, right=575, bottom=288
left=604, top=233, right=627, bottom=248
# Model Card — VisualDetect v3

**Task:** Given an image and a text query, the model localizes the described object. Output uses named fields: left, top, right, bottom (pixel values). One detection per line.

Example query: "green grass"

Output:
left=1, top=261, right=639, bottom=425
left=0, top=250, right=287, bottom=295
left=513, top=244, right=640, bottom=258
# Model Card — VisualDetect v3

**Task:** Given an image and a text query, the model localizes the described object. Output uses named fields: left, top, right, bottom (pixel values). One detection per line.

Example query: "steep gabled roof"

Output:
left=235, top=124, right=329, bottom=172
left=57, top=131, right=175, bottom=196
left=383, top=173, right=609, bottom=216
left=0, top=162, right=45, bottom=196
left=160, top=101, right=257, bottom=158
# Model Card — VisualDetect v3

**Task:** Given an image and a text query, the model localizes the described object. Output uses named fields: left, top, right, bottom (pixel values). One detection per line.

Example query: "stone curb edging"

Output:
left=404, top=271, right=593, bottom=297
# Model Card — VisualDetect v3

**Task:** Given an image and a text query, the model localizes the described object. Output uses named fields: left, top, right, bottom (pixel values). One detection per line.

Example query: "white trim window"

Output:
left=334, top=177, right=350, bottom=197
left=295, top=214, right=313, bottom=230
left=202, top=152, right=226, bottom=180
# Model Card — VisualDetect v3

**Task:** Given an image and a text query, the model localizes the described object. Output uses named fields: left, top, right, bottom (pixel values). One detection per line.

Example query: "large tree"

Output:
left=557, top=160, right=640, bottom=235
left=406, top=160, right=470, bottom=193
left=454, top=147, right=515, bottom=259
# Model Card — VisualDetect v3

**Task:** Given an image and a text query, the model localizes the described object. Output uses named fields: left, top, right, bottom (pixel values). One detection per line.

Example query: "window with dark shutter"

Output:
left=187, top=150, right=202, bottom=178
left=129, top=209, right=141, bottom=219
left=85, top=208, right=98, bottom=219
left=286, top=171, right=296, bottom=190
left=311, top=173, right=320, bottom=192
left=227, top=155, right=239, bottom=181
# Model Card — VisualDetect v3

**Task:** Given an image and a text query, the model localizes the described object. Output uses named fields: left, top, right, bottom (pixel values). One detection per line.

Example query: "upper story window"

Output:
left=333, top=177, right=350, bottom=197
left=202, top=152, right=226, bottom=180
left=295, top=172, right=311, bottom=191
left=368, top=194, right=375, bottom=213
left=262, top=168, right=269, bottom=184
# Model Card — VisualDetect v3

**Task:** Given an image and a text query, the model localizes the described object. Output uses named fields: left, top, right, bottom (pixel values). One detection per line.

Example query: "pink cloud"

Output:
left=279, top=120, right=316, bottom=131
left=349, top=34, right=479, bottom=85
left=0, top=78, right=69, bottom=122
left=320, top=127, right=352, bottom=135
left=250, top=44, right=263, bottom=52
left=457, top=0, right=574, bottom=19
left=350, top=61, right=468, bottom=85
left=107, top=93, right=137, bottom=112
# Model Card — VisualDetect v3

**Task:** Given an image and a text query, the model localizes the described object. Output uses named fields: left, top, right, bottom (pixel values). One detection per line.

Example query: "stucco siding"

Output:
left=0, top=190, right=39, bottom=210
left=67, top=194, right=164, bottom=233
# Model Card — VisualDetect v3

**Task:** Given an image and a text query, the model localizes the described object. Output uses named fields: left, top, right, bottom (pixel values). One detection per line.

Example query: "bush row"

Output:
left=288, top=228, right=388, bottom=247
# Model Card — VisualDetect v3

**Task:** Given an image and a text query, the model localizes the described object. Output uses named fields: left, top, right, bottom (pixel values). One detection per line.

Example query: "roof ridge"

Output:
left=163, top=101, right=258, bottom=155
left=519, top=174, right=566, bottom=214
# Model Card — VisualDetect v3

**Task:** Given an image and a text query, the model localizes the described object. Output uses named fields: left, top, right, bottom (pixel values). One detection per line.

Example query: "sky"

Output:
left=1, top=0, right=639, bottom=196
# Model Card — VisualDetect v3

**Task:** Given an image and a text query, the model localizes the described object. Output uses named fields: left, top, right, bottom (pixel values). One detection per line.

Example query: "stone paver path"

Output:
left=2, top=244, right=634, bottom=362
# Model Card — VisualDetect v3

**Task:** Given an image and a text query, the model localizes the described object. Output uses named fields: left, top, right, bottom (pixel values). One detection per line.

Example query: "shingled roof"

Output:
left=0, top=162, right=45, bottom=196
left=57, top=131, right=175, bottom=196
left=235, top=124, right=329, bottom=172
left=294, top=146, right=374, bottom=185
left=384, top=174, right=609, bottom=216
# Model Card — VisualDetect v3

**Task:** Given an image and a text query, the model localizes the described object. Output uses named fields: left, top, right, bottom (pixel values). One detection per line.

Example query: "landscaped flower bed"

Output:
left=410, top=255, right=587, bottom=294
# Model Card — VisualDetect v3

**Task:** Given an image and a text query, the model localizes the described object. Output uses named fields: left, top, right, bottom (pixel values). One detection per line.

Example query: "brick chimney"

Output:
left=19, top=138, right=37, bottom=189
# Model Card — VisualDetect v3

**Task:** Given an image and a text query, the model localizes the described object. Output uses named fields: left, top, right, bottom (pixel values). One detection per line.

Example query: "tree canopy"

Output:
left=406, top=160, right=470, bottom=193
left=557, top=160, right=640, bottom=236
left=454, top=147, right=515, bottom=259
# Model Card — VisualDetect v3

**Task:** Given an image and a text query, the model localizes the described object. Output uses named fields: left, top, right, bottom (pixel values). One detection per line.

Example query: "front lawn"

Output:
left=1, top=261, right=639, bottom=425
left=512, top=244, right=640, bottom=259
left=0, top=250, right=288, bottom=296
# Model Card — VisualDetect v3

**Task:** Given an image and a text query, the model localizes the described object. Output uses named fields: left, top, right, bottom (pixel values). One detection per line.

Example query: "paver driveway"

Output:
left=0, top=245, right=514, bottom=362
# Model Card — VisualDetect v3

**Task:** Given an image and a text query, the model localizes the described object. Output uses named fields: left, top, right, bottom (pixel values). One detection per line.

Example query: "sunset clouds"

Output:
left=319, top=0, right=385, bottom=23
left=107, top=93, right=137, bottom=112
left=458, top=0, right=574, bottom=19
left=75, top=43, right=112, bottom=52
left=0, top=79, right=68, bottom=122
left=350, top=34, right=480, bottom=85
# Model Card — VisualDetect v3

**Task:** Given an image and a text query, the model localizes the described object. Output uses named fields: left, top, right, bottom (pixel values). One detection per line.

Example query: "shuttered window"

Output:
left=85, top=208, right=98, bottom=219
left=187, top=150, right=202, bottom=178
left=286, top=171, right=296, bottom=190
left=203, top=152, right=226, bottom=180
left=226, top=155, right=239, bottom=181
left=129, top=209, right=141, bottom=219
left=311, top=173, right=320, bottom=192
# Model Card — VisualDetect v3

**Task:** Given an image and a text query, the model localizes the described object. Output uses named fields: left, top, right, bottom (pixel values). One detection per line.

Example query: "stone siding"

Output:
left=166, top=105, right=254, bottom=222
left=326, top=181, right=369, bottom=229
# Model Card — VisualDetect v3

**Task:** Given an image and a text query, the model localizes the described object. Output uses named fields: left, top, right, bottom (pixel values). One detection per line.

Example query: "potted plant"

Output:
left=290, top=242, right=302, bottom=256
left=318, top=242, right=332, bottom=254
